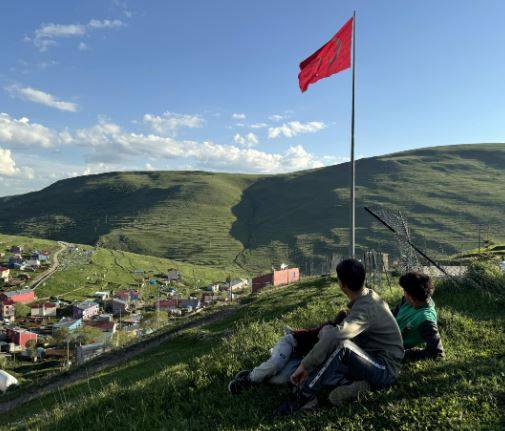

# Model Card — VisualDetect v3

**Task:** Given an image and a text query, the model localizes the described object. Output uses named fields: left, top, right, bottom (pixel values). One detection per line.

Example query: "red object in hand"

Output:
left=298, top=17, right=353, bottom=92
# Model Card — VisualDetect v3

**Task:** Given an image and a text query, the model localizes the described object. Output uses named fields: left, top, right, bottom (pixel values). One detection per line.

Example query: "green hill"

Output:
left=1, top=144, right=504, bottom=272
left=1, top=269, right=504, bottom=430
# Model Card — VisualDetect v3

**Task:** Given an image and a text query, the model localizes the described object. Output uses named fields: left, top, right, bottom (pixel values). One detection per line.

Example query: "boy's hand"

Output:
left=290, top=364, right=308, bottom=386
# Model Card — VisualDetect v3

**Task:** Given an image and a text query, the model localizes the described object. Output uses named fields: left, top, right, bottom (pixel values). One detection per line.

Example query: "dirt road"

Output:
left=30, top=241, right=68, bottom=290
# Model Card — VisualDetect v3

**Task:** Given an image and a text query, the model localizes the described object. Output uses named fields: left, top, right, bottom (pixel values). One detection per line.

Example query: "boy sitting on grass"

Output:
left=392, top=271, right=445, bottom=360
left=230, top=259, right=405, bottom=416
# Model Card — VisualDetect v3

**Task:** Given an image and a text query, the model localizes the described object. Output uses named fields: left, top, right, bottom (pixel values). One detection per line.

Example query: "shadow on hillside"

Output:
left=34, top=351, right=504, bottom=430
left=229, top=158, right=411, bottom=270
left=0, top=172, right=183, bottom=245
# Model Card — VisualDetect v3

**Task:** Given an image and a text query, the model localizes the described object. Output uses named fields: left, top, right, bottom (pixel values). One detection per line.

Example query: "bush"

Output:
left=439, top=258, right=505, bottom=297
left=465, top=259, right=505, bottom=292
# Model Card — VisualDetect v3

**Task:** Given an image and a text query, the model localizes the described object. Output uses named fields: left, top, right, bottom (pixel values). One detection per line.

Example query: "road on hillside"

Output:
left=30, top=241, right=69, bottom=291
left=0, top=305, right=239, bottom=415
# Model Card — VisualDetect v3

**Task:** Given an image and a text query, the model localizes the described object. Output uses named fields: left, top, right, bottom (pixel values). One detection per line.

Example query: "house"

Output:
left=30, top=302, right=58, bottom=317
left=9, top=245, right=23, bottom=254
left=201, top=293, right=219, bottom=305
left=31, top=251, right=49, bottom=262
left=207, top=283, right=220, bottom=293
left=0, top=300, right=15, bottom=323
left=114, top=289, right=140, bottom=303
left=0, top=289, right=37, bottom=304
left=252, top=267, right=300, bottom=293
left=52, top=317, right=83, bottom=333
left=7, top=254, right=23, bottom=269
left=157, top=299, right=178, bottom=311
left=112, top=298, right=129, bottom=316
left=0, top=267, right=10, bottom=283
left=229, top=279, right=248, bottom=291
left=6, top=327, right=37, bottom=348
left=75, top=342, right=110, bottom=366
left=178, top=298, right=201, bottom=311
left=166, top=268, right=180, bottom=282
left=96, top=313, right=114, bottom=322
left=93, top=291, right=110, bottom=302
left=72, top=301, right=99, bottom=320
left=25, top=259, right=41, bottom=269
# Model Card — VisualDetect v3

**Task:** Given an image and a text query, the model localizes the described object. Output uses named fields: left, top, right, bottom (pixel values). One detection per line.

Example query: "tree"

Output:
left=75, top=326, right=102, bottom=345
left=14, top=303, right=30, bottom=318
left=25, top=339, right=38, bottom=362
left=52, top=327, right=71, bottom=346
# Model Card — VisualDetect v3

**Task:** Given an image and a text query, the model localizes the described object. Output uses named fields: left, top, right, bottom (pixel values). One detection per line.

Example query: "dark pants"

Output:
left=302, top=340, right=396, bottom=396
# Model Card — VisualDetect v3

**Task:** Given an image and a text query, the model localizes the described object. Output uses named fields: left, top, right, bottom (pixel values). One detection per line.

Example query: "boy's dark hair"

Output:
left=336, top=259, right=366, bottom=292
left=399, top=272, right=434, bottom=302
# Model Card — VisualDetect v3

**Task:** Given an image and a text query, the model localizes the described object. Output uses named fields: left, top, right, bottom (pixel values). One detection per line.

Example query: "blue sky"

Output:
left=1, top=0, right=505, bottom=196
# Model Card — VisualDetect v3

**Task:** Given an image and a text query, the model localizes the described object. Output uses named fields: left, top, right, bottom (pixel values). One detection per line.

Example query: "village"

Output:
left=0, top=242, right=301, bottom=390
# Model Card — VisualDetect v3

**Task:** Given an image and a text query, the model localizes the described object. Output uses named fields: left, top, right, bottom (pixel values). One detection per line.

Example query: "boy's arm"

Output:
left=301, top=305, right=369, bottom=373
left=292, top=309, right=349, bottom=356
left=404, top=320, right=445, bottom=361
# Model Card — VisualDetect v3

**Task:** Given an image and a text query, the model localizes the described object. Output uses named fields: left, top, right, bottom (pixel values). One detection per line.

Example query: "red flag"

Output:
left=298, top=17, right=353, bottom=92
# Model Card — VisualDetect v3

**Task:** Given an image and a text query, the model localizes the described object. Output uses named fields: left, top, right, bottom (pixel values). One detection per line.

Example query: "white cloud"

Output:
left=0, top=147, right=19, bottom=176
left=0, top=113, right=59, bottom=148
left=268, top=114, right=288, bottom=122
left=7, top=85, right=78, bottom=112
left=268, top=121, right=326, bottom=139
left=233, top=132, right=259, bottom=148
left=30, top=19, right=125, bottom=51
left=87, top=19, right=124, bottom=29
left=69, top=119, right=329, bottom=173
left=232, top=113, right=246, bottom=120
left=250, top=123, right=268, bottom=129
left=142, top=112, right=204, bottom=135
left=78, top=42, right=89, bottom=51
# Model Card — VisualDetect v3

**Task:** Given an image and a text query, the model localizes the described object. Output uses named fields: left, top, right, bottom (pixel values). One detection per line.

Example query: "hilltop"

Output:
left=1, top=144, right=504, bottom=272
left=1, top=267, right=504, bottom=430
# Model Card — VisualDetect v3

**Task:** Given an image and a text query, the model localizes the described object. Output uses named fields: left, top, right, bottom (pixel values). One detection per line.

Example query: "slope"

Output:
left=1, top=144, right=504, bottom=271
left=1, top=272, right=504, bottom=430
left=0, top=233, right=238, bottom=302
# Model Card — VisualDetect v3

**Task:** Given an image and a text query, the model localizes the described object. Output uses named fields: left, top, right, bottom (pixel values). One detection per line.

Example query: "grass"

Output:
left=0, top=233, right=241, bottom=301
left=1, top=267, right=504, bottom=430
left=1, top=144, right=505, bottom=272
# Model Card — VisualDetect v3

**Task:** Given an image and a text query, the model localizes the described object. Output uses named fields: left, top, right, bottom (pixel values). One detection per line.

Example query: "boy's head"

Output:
left=336, top=259, right=366, bottom=293
left=399, top=272, right=434, bottom=304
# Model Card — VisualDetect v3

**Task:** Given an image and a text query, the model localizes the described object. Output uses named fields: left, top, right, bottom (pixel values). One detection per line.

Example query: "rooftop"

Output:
left=75, top=301, right=99, bottom=310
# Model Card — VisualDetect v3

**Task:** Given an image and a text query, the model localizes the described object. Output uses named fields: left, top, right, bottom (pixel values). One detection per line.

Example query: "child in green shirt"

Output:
left=393, top=272, right=445, bottom=360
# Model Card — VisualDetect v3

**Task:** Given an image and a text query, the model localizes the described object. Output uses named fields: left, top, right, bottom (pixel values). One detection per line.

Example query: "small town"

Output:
left=0, top=242, right=301, bottom=389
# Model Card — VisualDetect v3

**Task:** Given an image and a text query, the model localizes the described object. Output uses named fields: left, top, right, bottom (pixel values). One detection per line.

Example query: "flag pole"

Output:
left=349, top=10, right=356, bottom=258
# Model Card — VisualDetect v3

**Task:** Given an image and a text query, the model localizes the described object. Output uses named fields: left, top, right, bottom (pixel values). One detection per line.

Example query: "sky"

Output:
left=1, top=0, right=505, bottom=196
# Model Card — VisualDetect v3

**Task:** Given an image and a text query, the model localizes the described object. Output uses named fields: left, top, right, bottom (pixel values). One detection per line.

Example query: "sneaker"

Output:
left=228, top=370, right=254, bottom=395
left=273, top=390, right=318, bottom=417
left=328, top=380, right=370, bottom=406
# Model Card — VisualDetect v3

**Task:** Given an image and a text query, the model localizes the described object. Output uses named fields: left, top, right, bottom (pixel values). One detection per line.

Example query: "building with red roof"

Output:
left=0, top=289, right=36, bottom=304
left=252, top=267, right=300, bottom=293
left=6, top=327, right=37, bottom=348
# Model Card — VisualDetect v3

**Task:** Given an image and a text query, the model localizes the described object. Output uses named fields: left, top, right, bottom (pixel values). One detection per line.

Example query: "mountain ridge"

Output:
left=1, top=143, right=504, bottom=272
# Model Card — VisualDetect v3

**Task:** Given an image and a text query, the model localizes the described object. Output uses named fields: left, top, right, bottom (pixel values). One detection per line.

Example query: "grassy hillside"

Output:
left=1, top=268, right=504, bottom=430
left=0, top=233, right=238, bottom=301
left=1, top=144, right=504, bottom=272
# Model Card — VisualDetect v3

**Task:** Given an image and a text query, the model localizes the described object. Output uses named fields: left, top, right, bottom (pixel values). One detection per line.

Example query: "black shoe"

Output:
left=228, top=369, right=253, bottom=395
left=273, top=390, right=318, bottom=417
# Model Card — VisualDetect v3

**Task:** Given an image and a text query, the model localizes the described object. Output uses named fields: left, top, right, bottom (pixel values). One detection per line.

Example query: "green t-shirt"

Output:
left=395, top=298, right=437, bottom=348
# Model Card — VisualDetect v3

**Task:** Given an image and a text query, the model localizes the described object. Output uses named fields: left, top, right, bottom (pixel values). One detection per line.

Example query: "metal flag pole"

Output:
left=349, top=11, right=357, bottom=258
